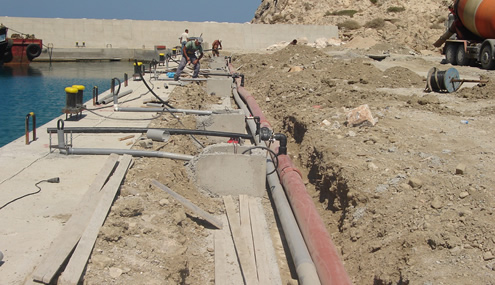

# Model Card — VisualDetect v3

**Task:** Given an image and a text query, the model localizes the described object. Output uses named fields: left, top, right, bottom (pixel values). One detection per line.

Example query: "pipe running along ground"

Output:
left=228, top=63, right=352, bottom=285
left=232, top=87, right=321, bottom=285
left=113, top=106, right=213, bottom=116
left=46, top=127, right=253, bottom=140
left=60, top=148, right=193, bottom=161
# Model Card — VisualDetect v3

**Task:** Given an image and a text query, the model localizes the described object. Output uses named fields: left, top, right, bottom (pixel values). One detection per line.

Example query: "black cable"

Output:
left=167, top=55, right=180, bottom=64
left=112, top=77, right=121, bottom=96
left=135, top=59, right=175, bottom=109
left=242, top=146, right=279, bottom=175
left=135, top=60, right=204, bottom=148
left=0, top=178, right=60, bottom=210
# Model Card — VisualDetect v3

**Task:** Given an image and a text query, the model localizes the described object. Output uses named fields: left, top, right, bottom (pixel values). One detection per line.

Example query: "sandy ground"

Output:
left=79, top=42, right=495, bottom=285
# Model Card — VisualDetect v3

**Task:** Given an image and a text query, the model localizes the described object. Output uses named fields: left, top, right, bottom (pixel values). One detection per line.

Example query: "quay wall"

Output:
left=0, top=17, right=338, bottom=59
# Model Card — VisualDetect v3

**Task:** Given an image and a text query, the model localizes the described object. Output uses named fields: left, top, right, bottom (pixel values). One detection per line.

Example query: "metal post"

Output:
left=25, top=112, right=36, bottom=145
left=92, top=86, right=98, bottom=106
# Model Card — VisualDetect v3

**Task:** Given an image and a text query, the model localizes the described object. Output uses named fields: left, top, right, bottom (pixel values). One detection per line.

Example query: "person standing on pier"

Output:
left=179, top=29, right=189, bottom=49
left=174, top=37, right=204, bottom=81
left=211, top=39, right=222, bottom=57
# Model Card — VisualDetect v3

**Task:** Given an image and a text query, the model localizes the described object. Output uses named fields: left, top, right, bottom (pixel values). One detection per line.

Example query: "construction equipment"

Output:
left=425, top=67, right=489, bottom=93
left=434, top=0, right=495, bottom=69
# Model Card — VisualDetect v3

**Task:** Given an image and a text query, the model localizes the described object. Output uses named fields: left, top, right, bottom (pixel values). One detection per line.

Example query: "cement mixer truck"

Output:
left=434, top=0, right=495, bottom=69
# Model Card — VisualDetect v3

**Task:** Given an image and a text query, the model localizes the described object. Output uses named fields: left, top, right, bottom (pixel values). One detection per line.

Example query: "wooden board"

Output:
left=32, top=154, right=120, bottom=284
left=248, top=196, right=272, bottom=285
left=239, top=194, right=256, bottom=278
left=58, top=155, right=132, bottom=285
left=223, top=195, right=258, bottom=285
left=151, top=179, right=222, bottom=229
left=215, top=225, right=227, bottom=285
left=215, top=214, right=244, bottom=285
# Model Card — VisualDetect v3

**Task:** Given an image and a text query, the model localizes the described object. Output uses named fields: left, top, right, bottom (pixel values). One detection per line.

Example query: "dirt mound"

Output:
left=232, top=44, right=495, bottom=284
left=252, top=0, right=449, bottom=53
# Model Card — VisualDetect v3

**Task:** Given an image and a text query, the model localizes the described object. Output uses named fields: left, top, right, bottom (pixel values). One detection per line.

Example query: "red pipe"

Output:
left=278, top=155, right=352, bottom=285
left=229, top=63, right=352, bottom=285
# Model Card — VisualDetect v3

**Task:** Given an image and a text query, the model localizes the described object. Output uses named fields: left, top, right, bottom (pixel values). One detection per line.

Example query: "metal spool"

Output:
left=426, top=67, right=461, bottom=93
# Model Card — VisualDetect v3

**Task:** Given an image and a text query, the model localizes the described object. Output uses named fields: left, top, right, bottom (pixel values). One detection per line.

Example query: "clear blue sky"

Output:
left=2, top=0, right=261, bottom=23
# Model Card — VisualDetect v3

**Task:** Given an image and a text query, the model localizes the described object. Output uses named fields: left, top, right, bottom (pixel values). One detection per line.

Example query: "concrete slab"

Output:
left=209, top=57, right=228, bottom=70
left=196, top=113, right=246, bottom=143
left=206, top=78, right=233, bottom=97
left=188, top=144, right=267, bottom=197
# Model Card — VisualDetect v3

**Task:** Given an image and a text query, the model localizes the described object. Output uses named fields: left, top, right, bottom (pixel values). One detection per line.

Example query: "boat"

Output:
left=0, top=24, right=43, bottom=65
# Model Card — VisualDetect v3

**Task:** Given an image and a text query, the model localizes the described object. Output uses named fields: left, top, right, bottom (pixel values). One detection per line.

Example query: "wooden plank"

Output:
left=118, top=135, right=134, bottom=141
left=32, top=154, right=120, bottom=284
left=58, top=155, right=133, bottom=285
left=223, top=196, right=258, bottom=285
left=248, top=196, right=273, bottom=285
left=215, top=214, right=244, bottom=285
left=215, top=224, right=227, bottom=285
left=151, top=179, right=222, bottom=229
left=239, top=194, right=257, bottom=280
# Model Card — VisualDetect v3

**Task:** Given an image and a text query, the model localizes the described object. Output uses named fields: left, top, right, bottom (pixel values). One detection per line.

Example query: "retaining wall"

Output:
left=0, top=17, right=337, bottom=52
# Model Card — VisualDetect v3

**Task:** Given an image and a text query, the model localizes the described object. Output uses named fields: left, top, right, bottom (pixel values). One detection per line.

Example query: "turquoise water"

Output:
left=0, top=61, right=134, bottom=147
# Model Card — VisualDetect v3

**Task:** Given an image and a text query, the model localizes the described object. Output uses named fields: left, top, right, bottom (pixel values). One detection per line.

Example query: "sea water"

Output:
left=0, top=61, right=134, bottom=147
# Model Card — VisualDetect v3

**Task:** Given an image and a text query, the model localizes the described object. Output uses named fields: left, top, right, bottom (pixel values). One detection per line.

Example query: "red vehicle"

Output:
left=434, top=0, right=495, bottom=69
left=0, top=25, right=43, bottom=65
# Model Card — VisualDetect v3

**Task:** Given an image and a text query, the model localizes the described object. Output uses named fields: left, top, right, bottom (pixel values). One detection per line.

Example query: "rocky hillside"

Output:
left=252, top=0, right=451, bottom=52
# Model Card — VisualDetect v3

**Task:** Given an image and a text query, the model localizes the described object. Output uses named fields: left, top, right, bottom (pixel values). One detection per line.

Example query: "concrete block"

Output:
left=209, top=58, right=227, bottom=70
left=189, top=146, right=267, bottom=197
left=196, top=113, right=246, bottom=143
left=207, top=78, right=232, bottom=97
left=208, top=97, right=232, bottom=111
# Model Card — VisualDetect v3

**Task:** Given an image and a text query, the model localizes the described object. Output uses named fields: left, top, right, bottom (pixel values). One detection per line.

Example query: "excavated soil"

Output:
left=83, top=43, right=495, bottom=285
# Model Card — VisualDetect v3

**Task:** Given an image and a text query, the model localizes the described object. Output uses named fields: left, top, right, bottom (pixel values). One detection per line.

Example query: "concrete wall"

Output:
left=0, top=17, right=337, bottom=52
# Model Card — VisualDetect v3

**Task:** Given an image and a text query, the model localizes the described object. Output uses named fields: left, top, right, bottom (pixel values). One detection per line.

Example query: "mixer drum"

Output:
left=456, top=0, right=495, bottom=39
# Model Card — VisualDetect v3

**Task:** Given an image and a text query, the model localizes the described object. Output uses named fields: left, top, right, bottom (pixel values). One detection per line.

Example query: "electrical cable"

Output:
left=135, top=59, right=175, bottom=109
left=167, top=55, right=180, bottom=64
left=111, top=77, right=121, bottom=96
left=136, top=60, right=205, bottom=148
left=242, top=146, right=279, bottom=175
left=0, top=178, right=60, bottom=210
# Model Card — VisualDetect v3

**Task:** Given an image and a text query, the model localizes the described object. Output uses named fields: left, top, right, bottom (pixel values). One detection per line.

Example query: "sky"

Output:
left=2, top=0, right=261, bottom=23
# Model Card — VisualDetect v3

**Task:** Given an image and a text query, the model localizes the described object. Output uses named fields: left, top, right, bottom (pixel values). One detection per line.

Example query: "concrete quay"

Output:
left=0, top=56, right=284, bottom=284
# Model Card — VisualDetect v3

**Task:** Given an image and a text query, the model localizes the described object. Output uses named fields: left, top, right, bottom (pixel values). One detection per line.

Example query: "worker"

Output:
left=174, top=37, right=204, bottom=81
left=211, top=39, right=222, bottom=57
left=179, top=29, right=189, bottom=49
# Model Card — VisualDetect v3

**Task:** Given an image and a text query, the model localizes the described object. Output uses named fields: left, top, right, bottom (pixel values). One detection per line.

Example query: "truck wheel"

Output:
left=445, top=44, right=457, bottom=65
left=456, top=45, right=469, bottom=66
left=480, top=45, right=495, bottom=70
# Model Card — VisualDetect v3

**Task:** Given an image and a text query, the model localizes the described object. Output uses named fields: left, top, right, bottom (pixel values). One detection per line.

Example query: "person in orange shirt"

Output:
left=211, top=39, right=222, bottom=57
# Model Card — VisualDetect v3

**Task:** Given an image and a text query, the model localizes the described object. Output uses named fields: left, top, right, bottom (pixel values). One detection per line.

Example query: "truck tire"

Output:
left=3, top=50, right=13, bottom=63
left=445, top=44, right=457, bottom=65
left=456, top=45, right=469, bottom=66
left=26, top=44, right=42, bottom=61
left=480, top=44, right=495, bottom=70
